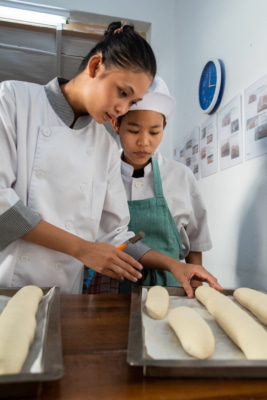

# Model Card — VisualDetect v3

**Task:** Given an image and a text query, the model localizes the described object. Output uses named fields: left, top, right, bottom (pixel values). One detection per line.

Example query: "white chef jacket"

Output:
left=0, top=79, right=148, bottom=293
left=121, top=151, right=212, bottom=259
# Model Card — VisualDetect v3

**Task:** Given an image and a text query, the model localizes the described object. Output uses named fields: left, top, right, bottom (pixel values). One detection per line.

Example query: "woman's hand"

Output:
left=80, top=241, right=143, bottom=282
left=172, top=262, right=222, bottom=298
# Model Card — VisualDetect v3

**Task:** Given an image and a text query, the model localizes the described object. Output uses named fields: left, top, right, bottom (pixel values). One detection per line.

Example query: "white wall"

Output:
left=174, top=0, right=267, bottom=289
left=6, top=0, right=267, bottom=289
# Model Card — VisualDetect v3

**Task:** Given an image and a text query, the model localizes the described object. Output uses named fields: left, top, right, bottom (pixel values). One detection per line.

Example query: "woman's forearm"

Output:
left=22, top=220, right=143, bottom=282
left=22, top=219, right=86, bottom=259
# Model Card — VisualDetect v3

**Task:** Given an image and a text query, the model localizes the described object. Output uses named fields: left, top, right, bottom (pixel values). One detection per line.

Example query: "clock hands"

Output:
left=208, top=72, right=216, bottom=88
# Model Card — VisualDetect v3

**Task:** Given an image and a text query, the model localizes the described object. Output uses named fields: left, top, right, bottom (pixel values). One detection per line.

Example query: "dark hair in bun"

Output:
left=78, top=21, right=156, bottom=78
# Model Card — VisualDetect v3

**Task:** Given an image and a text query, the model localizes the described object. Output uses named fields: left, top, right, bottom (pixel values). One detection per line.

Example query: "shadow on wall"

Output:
left=236, top=156, right=267, bottom=290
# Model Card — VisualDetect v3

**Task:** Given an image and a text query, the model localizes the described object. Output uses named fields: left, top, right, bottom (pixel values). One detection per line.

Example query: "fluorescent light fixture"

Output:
left=0, top=6, right=68, bottom=26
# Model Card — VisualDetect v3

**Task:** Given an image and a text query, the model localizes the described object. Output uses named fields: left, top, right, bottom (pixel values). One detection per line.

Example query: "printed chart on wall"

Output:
left=173, top=126, right=200, bottom=180
left=200, top=114, right=218, bottom=178
left=183, top=126, right=200, bottom=180
left=217, top=94, right=243, bottom=170
left=173, top=143, right=184, bottom=164
left=244, top=74, right=267, bottom=160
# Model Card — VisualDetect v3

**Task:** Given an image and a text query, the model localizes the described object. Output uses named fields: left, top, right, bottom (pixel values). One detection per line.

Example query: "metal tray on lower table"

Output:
left=0, top=287, right=64, bottom=398
left=127, top=286, right=267, bottom=378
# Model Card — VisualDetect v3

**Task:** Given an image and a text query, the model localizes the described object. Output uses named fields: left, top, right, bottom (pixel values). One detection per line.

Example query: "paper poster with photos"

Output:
left=173, top=142, right=185, bottom=164
left=244, top=74, right=267, bottom=160
left=173, top=126, right=200, bottom=180
left=218, top=94, right=243, bottom=170
left=200, top=114, right=218, bottom=178
left=183, top=126, right=200, bottom=179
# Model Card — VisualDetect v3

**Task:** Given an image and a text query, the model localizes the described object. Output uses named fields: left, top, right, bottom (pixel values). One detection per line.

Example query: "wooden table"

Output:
left=34, top=294, right=267, bottom=400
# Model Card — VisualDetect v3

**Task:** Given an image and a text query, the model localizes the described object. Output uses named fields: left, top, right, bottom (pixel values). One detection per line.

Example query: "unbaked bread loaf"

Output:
left=145, top=286, right=169, bottom=320
left=168, top=306, right=215, bottom=359
left=234, top=287, right=267, bottom=325
left=195, top=286, right=267, bottom=359
left=0, top=285, right=43, bottom=374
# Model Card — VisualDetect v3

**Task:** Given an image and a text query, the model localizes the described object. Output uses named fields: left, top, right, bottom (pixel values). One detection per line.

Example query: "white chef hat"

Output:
left=129, top=74, right=176, bottom=119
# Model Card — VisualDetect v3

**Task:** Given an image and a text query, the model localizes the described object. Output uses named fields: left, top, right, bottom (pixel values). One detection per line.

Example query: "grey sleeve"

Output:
left=123, top=241, right=151, bottom=261
left=0, top=200, right=41, bottom=250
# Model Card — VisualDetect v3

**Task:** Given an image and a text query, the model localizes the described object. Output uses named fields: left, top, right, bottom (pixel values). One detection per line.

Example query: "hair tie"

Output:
left=114, top=21, right=127, bottom=34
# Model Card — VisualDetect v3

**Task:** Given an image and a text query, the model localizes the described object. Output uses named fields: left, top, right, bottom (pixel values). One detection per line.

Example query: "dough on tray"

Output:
left=0, top=285, right=43, bottom=374
left=195, top=286, right=267, bottom=360
left=168, top=306, right=215, bottom=359
left=233, top=287, right=267, bottom=325
left=145, top=286, right=169, bottom=320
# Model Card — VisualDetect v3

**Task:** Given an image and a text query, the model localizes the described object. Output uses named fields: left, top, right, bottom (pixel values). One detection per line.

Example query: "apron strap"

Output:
left=151, top=155, right=164, bottom=198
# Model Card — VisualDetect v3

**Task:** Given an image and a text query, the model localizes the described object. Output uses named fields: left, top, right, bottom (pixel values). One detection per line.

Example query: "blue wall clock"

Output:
left=198, top=59, right=224, bottom=114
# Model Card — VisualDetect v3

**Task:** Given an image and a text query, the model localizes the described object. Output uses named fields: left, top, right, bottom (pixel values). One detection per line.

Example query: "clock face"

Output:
left=198, top=59, right=223, bottom=114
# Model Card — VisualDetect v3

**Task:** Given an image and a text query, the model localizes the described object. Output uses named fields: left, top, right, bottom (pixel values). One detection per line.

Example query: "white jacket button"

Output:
left=36, top=170, right=45, bottom=179
left=135, top=181, right=143, bottom=188
left=42, top=128, right=51, bottom=137
left=65, top=221, right=73, bottom=230
left=55, top=262, right=62, bottom=270
left=80, top=183, right=87, bottom=192
left=20, top=254, right=29, bottom=262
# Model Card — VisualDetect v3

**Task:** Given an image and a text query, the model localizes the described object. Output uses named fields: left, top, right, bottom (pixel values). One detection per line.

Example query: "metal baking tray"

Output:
left=127, top=286, right=267, bottom=378
left=0, top=287, right=64, bottom=398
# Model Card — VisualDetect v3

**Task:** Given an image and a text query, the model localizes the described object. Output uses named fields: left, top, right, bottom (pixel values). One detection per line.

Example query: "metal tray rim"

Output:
left=127, top=286, right=267, bottom=378
left=0, top=286, right=64, bottom=384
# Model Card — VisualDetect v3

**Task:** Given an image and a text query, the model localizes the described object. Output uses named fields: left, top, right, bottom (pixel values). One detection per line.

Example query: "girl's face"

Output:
left=77, top=55, right=153, bottom=124
left=114, top=110, right=165, bottom=170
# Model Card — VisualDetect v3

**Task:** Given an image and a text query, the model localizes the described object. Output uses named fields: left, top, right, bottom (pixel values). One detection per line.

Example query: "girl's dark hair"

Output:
left=78, top=21, right=157, bottom=78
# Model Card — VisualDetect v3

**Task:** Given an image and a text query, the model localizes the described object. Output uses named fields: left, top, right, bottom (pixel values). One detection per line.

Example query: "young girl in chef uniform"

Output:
left=0, top=21, right=220, bottom=296
left=88, top=75, right=216, bottom=294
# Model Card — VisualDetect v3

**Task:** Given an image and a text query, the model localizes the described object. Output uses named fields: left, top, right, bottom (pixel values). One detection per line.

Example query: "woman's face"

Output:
left=114, top=110, right=165, bottom=170
left=78, top=55, right=153, bottom=124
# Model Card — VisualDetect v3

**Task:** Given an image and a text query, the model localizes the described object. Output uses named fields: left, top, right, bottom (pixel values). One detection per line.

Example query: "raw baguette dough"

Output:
left=234, top=287, right=267, bottom=325
left=0, top=285, right=43, bottom=374
left=195, top=286, right=267, bottom=359
left=168, top=306, right=215, bottom=359
left=145, top=286, right=169, bottom=320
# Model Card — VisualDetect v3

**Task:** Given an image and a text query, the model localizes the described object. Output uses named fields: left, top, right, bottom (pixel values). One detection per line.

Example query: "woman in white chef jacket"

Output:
left=88, top=75, right=214, bottom=294
left=0, top=21, right=154, bottom=294
left=0, top=21, right=221, bottom=296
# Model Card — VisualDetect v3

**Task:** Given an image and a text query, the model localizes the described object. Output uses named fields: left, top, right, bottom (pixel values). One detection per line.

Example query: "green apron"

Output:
left=119, top=156, right=182, bottom=293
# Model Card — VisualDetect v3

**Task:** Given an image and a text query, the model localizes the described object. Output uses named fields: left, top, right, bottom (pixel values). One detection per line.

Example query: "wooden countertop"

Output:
left=36, top=293, right=267, bottom=400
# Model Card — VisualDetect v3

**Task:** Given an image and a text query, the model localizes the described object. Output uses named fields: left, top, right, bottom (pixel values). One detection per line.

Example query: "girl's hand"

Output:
left=172, top=262, right=223, bottom=298
left=140, top=250, right=222, bottom=299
